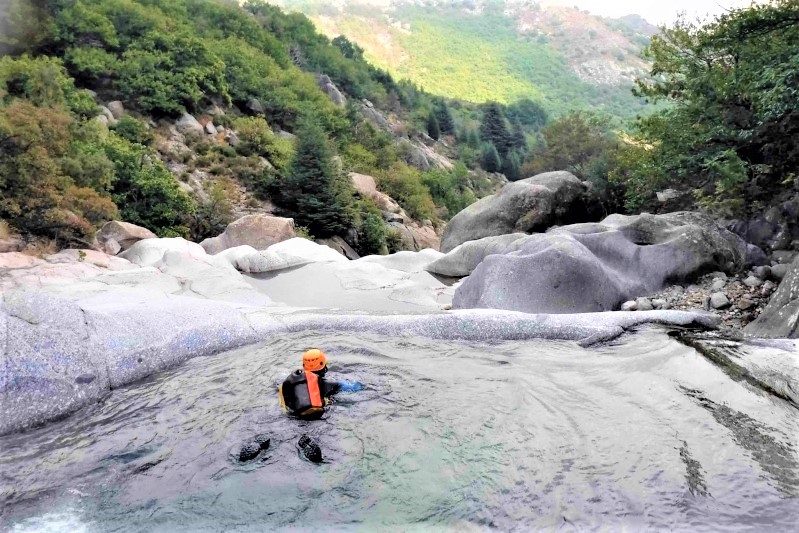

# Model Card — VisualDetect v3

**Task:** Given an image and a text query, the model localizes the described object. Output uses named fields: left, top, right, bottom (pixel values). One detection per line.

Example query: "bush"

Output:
left=112, top=115, right=153, bottom=145
left=376, top=162, right=436, bottom=221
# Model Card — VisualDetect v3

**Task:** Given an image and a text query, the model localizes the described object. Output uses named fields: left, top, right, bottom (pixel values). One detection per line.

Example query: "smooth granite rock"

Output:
left=454, top=212, right=760, bottom=314
left=200, top=214, right=296, bottom=255
left=440, top=171, right=597, bottom=253
left=745, top=256, right=799, bottom=338
left=426, top=233, right=529, bottom=277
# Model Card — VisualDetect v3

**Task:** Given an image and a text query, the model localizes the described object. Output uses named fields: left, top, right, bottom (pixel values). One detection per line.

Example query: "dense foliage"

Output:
left=614, top=0, right=799, bottom=214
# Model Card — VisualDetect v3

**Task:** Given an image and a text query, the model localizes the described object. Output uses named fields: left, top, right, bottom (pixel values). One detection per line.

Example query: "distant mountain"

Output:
left=273, top=0, right=657, bottom=119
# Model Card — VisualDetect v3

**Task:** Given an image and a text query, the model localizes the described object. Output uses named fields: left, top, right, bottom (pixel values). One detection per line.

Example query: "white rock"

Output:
left=710, top=292, right=731, bottom=309
left=120, top=237, right=207, bottom=267
left=357, top=249, right=443, bottom=273
left=636, top=297, right=654, bottom=311
left=711, top=278, right=726, bottom=291
left=742, top=275, right=763, bottom=288
left=621, top=300, right=637, bottom=311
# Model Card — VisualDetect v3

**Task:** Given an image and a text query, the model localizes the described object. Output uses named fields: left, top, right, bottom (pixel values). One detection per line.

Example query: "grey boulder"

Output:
left=454, top=211, right=759, bottom=314
left=426, top=233, right=529, bottom=277
left=96, top=220, right=157, bottom=253
left=201, top=214, right=296, bottom=255
left=175, top=113, right=204, bottom=136
left=440, top=171, right=598, bottom=253
left=745, top=256, right=799, bottom=338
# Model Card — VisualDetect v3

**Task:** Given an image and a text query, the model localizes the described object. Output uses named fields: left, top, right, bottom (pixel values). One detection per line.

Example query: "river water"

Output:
left=2, top=327, right=798, bottom=532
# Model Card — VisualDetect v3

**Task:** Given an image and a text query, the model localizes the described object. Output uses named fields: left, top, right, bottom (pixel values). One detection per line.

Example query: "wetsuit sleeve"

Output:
left=335, top=380, right=363, bottom=393
left=322, top=378, right=340, bottom=396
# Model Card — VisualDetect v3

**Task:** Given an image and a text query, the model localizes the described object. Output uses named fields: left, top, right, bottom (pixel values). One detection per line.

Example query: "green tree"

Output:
left=479, top=102, right=512, bottom=156
left=435, top=101, right=455, bottom=135
left=629, top=0, right=799, bottom=214
left=524, top=111, right=615, bottom=178
left=426, top=110, right=440, bottom=140
left=480, top=142, right=501, bottom=173
left=285, top=114, right=352, bottom=237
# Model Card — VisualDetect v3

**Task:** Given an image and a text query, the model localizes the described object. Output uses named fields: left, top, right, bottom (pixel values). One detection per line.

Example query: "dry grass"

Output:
left=0, top=219, right=10, bottom=240
left=22, top=237, right=59, bottom=258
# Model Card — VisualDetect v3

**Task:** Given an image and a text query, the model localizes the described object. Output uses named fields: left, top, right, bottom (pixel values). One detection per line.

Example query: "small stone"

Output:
left=710, top=292, right=731, bottom=309
left=687, top=285, right=700, bottom=292
left=702, top=295, right=712, bottom=310
left=103, top=237, right=121, bottom=256
left=636, top=297, right=654, bottom=311
left=709, top=272, right=727, bottom=280
left=742, top=275, right=763, bottom=288
left=737, top=298, right=755, bottom=310
left=652, top=298, right=667, bottom=309
left=205, top=122, right=217, bottom=135
left=239, top=441, right=261, bottom=462
left=711, top=279, right=726, bottom=291
left=761, top=280, right=776, bottom=292
left=752, top=265, right=771, bottom=280
left=621, top=300, right=637, bottom=311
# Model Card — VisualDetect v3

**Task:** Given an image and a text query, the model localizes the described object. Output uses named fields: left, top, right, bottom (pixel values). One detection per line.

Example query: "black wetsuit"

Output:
left=279, top=368, right=340, bottom=419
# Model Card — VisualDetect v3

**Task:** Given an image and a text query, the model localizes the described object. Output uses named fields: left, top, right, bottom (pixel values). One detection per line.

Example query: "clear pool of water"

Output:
left=2, top=327, right=798, bottom=532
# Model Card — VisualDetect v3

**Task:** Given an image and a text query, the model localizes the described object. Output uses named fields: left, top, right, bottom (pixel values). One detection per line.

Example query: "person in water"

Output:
left=278, top=348, right=362, bottom=419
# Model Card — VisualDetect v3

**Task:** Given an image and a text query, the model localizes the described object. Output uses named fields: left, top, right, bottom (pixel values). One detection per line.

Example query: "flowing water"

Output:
left=2, top=327, right=798, bottom=532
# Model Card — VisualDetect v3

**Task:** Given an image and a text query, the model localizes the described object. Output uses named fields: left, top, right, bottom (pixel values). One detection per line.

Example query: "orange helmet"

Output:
left=302, top=349, right=327, bottom=372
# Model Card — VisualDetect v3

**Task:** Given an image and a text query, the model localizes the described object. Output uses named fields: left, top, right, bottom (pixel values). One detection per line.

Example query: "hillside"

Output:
left=275, top=0, right=657, bottom=119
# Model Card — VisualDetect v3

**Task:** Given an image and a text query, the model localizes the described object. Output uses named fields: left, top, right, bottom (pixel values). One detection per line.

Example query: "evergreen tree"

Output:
left=479, top=102, right=511, bottom=156
left=426, top=110, right=440, bottom=140
left=510, top=118, right=527, bottom=152
left=466, top=128, right=480, bottom=148
left=435, top=102, right=455, bottom=135
left=480, top=143, right=501, bottom=173
left=285, top=115, right=351, bottom=237
left=501, top=151, right=522, bottom=181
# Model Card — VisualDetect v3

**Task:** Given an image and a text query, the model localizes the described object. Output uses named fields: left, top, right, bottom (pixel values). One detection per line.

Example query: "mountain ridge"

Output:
left=274, top=0, right=657, bottom=118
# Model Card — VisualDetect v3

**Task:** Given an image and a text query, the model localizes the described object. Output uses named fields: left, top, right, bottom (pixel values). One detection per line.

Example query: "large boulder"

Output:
left=426, top=233, right=529, bottom=277
left=200, top=214, right=296, bottom=255
left=745, top=256, right=799, bottom=338
left=96, top=220, right=157, bottom=253
left=175, top=113, right=204, bottom=136
left=351, top=172, right=404, bottom=214
left=316, top=74, right=346, bottom=107
left=454, top=212, right=762, bottom=314
left=218, top=238, right=347, bottom=274
left=440, top=171, right=597, bottom=253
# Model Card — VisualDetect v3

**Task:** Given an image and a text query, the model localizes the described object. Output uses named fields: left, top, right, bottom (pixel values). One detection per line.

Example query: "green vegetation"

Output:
left=1, top=0, right=493, bottom=248
left=285, top=0, right=651, bottom=119
left=284, top=114, right=352, bottom=237
left=613, top=0, right=799, bottom=215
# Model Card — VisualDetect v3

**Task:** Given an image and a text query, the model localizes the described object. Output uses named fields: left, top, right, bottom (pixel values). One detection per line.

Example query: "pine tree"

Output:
left=466, top=128, right=480, bottom=148
left=285, top=115, right=351, bottom=237
left=435, top=102, right=455, bottom=135
left=479, top=102, right=512, bottom=156
left=510, top=119, right=527, bottom=152
left=426, top=110, right=440, bottom=140
left=480, top=143, right=501, bottom=173
left=501, top=151, right=522, bottom=181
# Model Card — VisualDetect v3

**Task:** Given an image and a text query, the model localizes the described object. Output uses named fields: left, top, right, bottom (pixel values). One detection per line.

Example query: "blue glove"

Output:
left=338, top=380, right=363, bottom=393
